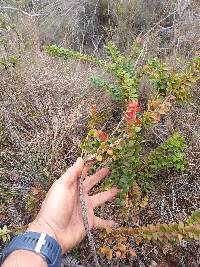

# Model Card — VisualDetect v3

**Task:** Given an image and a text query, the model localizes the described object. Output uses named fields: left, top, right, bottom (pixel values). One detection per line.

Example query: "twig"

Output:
left=133, top=41, right=148, bottom=71
left=79, top=163, right=100, bottom=267
left=110, top=116, right=125, bottom=137
left=0, top=6, right=47, bottom=17
left=141, top=11, right=176, bottom=39
left=160, top=197, right=165, bottom=219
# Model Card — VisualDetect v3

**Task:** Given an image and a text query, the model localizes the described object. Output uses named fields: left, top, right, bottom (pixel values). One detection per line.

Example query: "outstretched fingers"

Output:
left=93, top=216, right=115, bottom=229
left=84, top=168, right=110, bottom=193
left=89, top=187, right=119, bottom=208
left=80, top=159, right=95, bottom=180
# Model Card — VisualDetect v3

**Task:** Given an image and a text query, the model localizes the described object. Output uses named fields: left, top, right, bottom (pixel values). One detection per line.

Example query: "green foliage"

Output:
left=0, top=225, right=27, bottom=244
left=25, top=185, right=46, bottom=215
left=25, top=195, right=37, bottom=212
left=90, top=76, right=123, bottom=101
left=0, top=14, right=7, bottom=29
left=46, top=42, right=142, bottom=101
left=0, top=13, right=15, bottom=30
left=143, top=57, right=200, bottom=102
left=186, top=210, right=200, bottom=225
left=47, top=43, right=200, bottom=104
left=0, top=13, right=20, bottom=69
left=145, top=133, right=186, bottom=173
left=9, top=55, right=19, bottom=66
left=0, top=55, right=19, bottom=69
left=70, top=246, right=79, bottom=258
left=166, top=58, right=200, bottom=102
left=0, top=185, right=16, bottom=204
left=108, top=130, right=143, bottom=205
left=144, top=58, right=170, bottom=96
left=46, top=44, right=107, bottom=70
left=0, top=225, right=11, bottom=243
left=0, top=37, right=7, bottom=45
left=106, top=41, right=140, bottom=100
left=130, top=41, right=141, bottom=60
left=81, top=128, right=186, bottom=205
left=47, top=41, right=200, bottom=205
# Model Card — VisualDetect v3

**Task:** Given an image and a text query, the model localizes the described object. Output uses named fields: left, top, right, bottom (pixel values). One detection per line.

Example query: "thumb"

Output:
left=59, top=157, right=84, bottom=185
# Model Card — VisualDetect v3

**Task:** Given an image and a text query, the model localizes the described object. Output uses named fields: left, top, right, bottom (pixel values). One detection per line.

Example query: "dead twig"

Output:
left=79, top=161, right=100, bottom=267
left=141, top=11, right=176, bottom=39
left=0, top=6, right=47, bottom=17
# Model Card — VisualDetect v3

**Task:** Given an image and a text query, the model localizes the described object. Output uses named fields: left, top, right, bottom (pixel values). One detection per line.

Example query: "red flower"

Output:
left=97, top=130, right=108, bottom=142
left=125, top=101, right=141, bottom=126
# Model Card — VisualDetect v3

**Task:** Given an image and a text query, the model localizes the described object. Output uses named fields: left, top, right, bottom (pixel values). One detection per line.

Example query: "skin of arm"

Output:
left=2, top=250, right=47, bottom=267
left=2, top=157, right=119, bottom=267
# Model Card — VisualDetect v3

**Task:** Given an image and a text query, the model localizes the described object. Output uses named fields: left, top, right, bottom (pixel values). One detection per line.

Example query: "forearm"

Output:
left=2, top=250, right=47, bottom=267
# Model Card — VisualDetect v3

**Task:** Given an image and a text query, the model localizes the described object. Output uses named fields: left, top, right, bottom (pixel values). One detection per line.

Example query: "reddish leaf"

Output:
left=125, top=101, right=141, bottom=126
left=98, top=130, right=108, bottom=142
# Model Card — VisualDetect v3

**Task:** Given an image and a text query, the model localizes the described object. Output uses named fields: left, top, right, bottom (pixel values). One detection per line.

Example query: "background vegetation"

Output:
left=0, top=0, right=200, bottom=266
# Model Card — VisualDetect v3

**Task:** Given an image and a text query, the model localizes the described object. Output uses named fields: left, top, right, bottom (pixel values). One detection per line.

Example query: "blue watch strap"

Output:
left=1, top=231, right=62, bottom=267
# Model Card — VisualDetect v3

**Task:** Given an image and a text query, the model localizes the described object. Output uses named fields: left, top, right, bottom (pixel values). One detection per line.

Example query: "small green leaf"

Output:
left=135, top=127, right=141, bottom=133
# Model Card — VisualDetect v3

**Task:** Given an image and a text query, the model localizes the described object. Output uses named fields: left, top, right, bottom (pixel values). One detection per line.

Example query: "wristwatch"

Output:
left=0, top=231, right=62, bottom=267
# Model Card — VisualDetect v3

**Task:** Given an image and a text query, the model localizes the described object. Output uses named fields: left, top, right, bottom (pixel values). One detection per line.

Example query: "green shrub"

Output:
left=46, top=42, right=200, bottom=204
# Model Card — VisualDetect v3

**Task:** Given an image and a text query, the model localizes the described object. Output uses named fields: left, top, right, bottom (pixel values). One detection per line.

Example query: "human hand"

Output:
left=28, top=158, right=119, bottom=253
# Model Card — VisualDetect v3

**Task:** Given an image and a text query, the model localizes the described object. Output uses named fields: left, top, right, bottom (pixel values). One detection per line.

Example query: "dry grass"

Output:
left=0, top=55, right=111, bottom=229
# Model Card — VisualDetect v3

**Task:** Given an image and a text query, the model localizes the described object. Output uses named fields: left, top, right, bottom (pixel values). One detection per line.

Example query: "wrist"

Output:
left=2, top=231, right=62, bottom=267
left=28, top=220, right=62, bottom=251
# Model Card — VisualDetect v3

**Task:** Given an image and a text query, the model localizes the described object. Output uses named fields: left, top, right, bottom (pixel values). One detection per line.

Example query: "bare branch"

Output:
left=0, top=6, right=47, bottom=17
left=141, top=11, right=176, bottom=39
